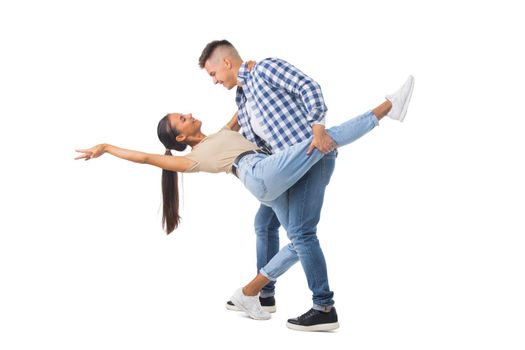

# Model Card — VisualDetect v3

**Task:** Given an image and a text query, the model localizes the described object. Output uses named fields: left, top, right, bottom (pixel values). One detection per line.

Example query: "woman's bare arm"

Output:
left=75, top=144, right=195, bottom=172
left=225, top=112, right=240, bottom=131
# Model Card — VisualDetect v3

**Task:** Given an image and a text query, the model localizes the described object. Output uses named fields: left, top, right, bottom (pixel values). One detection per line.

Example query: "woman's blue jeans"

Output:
left=237, top=111, right=378, bottom=203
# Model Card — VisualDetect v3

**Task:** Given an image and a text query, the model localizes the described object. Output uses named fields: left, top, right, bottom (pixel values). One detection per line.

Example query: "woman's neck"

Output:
left=186, top=132, right=207, bottom=148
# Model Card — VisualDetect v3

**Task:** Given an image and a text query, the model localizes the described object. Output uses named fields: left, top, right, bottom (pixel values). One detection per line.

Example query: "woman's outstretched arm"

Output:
left=75, top=144, right=195, bottom=172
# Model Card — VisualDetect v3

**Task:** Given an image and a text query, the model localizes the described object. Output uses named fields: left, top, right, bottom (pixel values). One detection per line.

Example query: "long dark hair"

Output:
left=157, top=114, right=188, bottom=234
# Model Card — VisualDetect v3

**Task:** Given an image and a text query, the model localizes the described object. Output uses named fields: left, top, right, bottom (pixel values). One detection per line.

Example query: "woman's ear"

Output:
left=176, top=134, right=186, bottom=143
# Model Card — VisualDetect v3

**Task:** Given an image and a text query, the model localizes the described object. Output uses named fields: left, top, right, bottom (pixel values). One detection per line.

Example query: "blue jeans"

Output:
left=237, top=110, right=378, bottom=309
left=263, top=152, right=337, bottom=309
left=237, top=110, right=378, bottom=202
left=253, top=204, right=280, bottom=298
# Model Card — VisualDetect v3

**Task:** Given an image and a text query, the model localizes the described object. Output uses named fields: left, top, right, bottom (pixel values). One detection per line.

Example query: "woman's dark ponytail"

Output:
left=157, top=114, right=188, bottom=234
left=161, top=149, right=180, bottom=234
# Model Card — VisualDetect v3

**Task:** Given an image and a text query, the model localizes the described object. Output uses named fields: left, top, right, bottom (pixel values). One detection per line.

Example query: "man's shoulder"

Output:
left=258, top=57, right=290, bottom=67
left=260, top=57, right=283, bottom=62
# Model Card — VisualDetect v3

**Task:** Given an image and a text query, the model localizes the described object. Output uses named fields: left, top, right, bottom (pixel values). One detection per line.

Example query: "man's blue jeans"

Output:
left=253, top=204, right=280, bottom=298
left=259, top=152, right=337, bottom=309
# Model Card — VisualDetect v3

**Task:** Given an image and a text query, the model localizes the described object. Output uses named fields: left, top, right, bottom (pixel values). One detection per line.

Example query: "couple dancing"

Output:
left=75, top=40, right=415, bottom=331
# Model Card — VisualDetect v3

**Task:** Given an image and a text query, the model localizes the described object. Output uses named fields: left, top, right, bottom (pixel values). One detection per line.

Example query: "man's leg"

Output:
left=254, top=204, right=280, bottom=298
left=235, top=158, right=339, bottom=330
left=285, top=152, right=339, bottom=331
left=254, top=153, right=339, bottom=329
left=228, top=193, right=292, bottom=320
left=226, top=204, right=280, bottom=313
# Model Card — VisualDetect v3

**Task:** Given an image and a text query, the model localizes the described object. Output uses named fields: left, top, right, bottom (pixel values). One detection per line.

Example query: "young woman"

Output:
left=75, top=76, right=414, bottom=236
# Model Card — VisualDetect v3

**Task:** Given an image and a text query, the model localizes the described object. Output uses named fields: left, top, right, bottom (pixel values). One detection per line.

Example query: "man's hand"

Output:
left=307, top=124, right=337, bottom=156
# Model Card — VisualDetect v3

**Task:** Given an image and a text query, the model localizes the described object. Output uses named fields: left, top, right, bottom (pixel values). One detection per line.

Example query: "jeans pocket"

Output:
left=243, top=172, right=268, bottom=201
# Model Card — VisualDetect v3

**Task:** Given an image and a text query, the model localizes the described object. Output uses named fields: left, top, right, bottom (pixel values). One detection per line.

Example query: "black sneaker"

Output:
left=225, top=296, right=276, bottom=313
left=286, top=307, right=339, bottom=331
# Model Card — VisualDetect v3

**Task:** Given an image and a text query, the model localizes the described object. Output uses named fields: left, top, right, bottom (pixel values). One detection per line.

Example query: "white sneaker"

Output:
left=230, top=288, right=271, bottom=320
left=386, top=75, right=415, bottom=122
left=226, top=296, right=276, bottom=313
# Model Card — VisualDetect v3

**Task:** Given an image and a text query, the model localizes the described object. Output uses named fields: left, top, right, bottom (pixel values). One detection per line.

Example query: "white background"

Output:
left=1, top=1, right=524, bottom=349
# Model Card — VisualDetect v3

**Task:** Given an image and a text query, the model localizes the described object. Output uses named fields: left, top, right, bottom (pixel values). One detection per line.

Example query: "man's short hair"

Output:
left=198, top=40, right=234, bottom=68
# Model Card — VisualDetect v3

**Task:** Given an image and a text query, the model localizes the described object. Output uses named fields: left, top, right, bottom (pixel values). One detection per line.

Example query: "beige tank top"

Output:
left=184, top=127, right=259, bottom=174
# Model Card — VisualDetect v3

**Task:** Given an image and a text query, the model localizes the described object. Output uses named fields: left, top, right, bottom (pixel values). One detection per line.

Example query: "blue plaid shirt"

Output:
left=235, top=58, right=327, bottom=153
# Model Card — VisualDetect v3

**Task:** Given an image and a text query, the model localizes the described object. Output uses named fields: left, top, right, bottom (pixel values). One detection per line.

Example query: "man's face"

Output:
left=204, top=58, right=237, bottom=90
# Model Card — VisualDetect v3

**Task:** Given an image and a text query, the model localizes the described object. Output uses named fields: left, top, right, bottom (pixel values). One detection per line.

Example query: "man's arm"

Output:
left=308, top=124, right=336, bottom=155
left=255, top=58, right=327, bottom=125
left=255, top=58, right=336, bottom=154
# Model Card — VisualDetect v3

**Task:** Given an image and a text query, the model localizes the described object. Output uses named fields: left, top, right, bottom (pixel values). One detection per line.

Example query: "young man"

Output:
left=199, top=40, right=339, bottom=331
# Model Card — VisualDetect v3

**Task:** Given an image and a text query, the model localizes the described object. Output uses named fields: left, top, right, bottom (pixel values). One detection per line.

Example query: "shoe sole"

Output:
left=226, top=302, right=276, bottom=313
left=286, top=321, right=340, bottom=332
left=229, top=296, right=271, bottom=320
left=398, top=76, right=415, bottom=122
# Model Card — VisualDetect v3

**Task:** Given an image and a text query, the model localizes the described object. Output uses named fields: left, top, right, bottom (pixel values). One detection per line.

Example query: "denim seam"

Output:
left=297, top=173, right=323, bottom=301
left=264, top=215, right=272, bottom=272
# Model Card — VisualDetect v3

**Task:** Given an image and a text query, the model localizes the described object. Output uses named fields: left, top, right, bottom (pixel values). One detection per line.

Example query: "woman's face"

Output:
left=168, top=113, right=202, bottom=137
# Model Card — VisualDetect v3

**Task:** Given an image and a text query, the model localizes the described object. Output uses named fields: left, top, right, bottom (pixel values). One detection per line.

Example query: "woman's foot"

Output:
left=230, top=288, right=271, bottom=320
left=226, top=295, right=276, bottom=313
left=386, top=75, right=415, bottom=122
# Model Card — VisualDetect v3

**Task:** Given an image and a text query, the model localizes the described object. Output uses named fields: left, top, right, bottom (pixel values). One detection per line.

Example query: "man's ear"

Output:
left=224, top=58, right=232, bottom=69
left=176, top=134, right=186, bottom=143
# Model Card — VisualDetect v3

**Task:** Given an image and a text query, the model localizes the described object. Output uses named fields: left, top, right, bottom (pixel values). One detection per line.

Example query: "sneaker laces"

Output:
left=244, top=295, right=264, bottom=314
left=298, top=308, right=318, bottom=321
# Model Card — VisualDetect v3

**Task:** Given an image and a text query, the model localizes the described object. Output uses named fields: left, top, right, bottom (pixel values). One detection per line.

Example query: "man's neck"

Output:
left=232, top=60, right=247, bottom=87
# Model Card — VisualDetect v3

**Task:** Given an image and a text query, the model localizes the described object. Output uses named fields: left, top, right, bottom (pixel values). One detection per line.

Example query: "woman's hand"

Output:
left=246, top=60, right=256, bottom=71
left=75, top=144, right=107, bottom=161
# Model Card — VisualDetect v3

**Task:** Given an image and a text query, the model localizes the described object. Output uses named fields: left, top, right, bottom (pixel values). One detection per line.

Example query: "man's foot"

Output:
left=226, top=295, right=276, bottom=313
left=230, top=288, right=271, bottom=320
left=386, top=75, right=415, bottom=122
left=286, top=307, right=339, bottom=331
